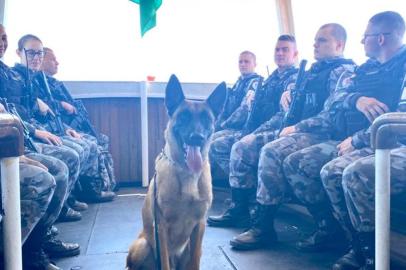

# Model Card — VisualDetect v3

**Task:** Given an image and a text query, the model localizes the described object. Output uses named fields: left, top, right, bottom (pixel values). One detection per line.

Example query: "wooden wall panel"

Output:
left=80, top=97, right=168, bottom=185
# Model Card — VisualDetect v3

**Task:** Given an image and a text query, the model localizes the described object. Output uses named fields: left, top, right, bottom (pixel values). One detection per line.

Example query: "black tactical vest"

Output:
left=334, top=49, right=406, bottom=139
left=301, top=58, right=355, bottom=120
left=245, top=67, right=297, bottom=132
left=222, top=73, right=261, bottom=119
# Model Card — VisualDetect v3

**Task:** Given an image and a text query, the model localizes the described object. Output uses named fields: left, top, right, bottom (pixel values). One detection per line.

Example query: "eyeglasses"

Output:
left=362, top=32, right=392, bottom=39
left=23, top=49, right=44, bottom=59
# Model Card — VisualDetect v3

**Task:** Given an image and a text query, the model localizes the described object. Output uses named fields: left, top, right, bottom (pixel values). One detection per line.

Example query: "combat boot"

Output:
left=23, top=248, right=61, bottom=270
left=332, top=244, right=364, bottom=270
left=207, top=188, right=252, bottom=227
left=229, top=203, right=278, bottom=250
left=332, top=228, right=365, bottom=270
left=358, top=232, right=375, bottom=270
left=43, top=235, right=80, bottom=258
left=296, top=203, right=347, bottom=251
left=68, top=196, right=88, bottom=211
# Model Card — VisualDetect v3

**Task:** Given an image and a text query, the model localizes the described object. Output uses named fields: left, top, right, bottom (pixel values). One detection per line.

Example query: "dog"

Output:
left=126, top=74, right=226, bottom=270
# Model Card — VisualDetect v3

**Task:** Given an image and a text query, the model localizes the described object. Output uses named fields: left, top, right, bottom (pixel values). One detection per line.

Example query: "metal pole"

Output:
left=1, top=157, right=22, bottom=270
left=375, top=149, right=391, bottom=270
left=140, top=81, right=149, bottom=187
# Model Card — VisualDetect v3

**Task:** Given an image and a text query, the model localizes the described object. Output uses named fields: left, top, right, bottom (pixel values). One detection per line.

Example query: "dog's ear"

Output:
left=165, top=74, right=185, bottom=117
left=206, top=82, right=227, bottom=118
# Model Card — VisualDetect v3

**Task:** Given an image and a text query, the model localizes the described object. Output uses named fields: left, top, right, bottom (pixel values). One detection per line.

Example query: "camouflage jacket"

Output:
left=12, top=64, right=67, bottom=135
left=243, top=66, right=298, bottom=133
left=350, top=47, right=406, bottom=148
left=216, top=73, right=262, bottom=130
left=292, top=58, right=357, bottom=134
left=0, top=61, right=39, bottom=136
left=296, top=46, right=406, bottom=148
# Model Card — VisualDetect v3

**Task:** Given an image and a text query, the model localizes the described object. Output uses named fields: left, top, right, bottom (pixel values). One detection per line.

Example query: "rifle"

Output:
left=70, top=100, right=100, bottom=140
left=278, top=60, right=308, bottom=134
left=0, top=98, right=39, bottom=152
left=39, top=72, right=66, bottom=136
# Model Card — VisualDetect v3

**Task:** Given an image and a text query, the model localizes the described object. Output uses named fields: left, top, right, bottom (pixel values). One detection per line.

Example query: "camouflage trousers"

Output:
left=342, top=146, right=406, bottom=233
left=36, top=142, right=80, bottom=204
left=0, top=159, right=56, bottom=248
left=283, top=140, right=341, bottom=206
left=79, top=133, right=116, bottom=194
left=319, top=145, right=374, bottom=232
left=21, top=153, right=69, bottom=252
left=229, top=129, right=278, bottom=189
left=209, top=129, right=243, bottom=178
left=61, top=136, right=89, bottom=168
left=257, top=133, right=328, bottom=205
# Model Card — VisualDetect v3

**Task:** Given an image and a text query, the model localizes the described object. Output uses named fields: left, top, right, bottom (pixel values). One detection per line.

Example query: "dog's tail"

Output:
left=126, top=236, right=155, bottom=270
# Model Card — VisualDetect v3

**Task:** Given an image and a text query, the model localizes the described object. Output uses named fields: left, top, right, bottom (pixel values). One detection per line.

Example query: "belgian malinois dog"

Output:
left=126, top=75, right=226, bottom=270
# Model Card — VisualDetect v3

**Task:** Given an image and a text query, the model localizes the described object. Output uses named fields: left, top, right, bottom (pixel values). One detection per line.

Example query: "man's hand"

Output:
left=337, top=137, right=354, bottom=156
left=280, top=90, right=292, bottom=112
left=356, top=96, right=389, bottom=123
left=20, top=155, right=48, bottom=171
left=66, top=128, right=81, bottom=139
left=279, top=125, right=296, bottom=137
left=0, top=103, right=5, bottom=113
left=37, top=98, right=55, bottom=116
left=61, top=101, right=77, bottom=115
left=34, top=129, right=62, bottom=146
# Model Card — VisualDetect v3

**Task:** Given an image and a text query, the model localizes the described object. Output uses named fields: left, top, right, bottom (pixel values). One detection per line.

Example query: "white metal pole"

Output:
left=140, top=81, right=149, bottom=187
left=1, top=157, right=22, bottom=270
left=375, top=149, right=391, bottom=270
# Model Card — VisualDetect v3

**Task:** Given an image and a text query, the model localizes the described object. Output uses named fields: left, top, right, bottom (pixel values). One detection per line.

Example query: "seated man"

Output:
left=41, top=47, right=116, bottom=201
left=209, top=35, right=298, bottom=182
left=210, top=50, right=262, bottom=180
left=282, top=11, right=406, bottom=269
left=208, top=23, right=356, bottom=251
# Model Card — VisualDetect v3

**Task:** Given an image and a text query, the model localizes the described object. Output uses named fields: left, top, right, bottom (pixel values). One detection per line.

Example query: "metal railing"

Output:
left=371, top=112, right=406, bottom=270
left=0, top=113, right=24, bottom=270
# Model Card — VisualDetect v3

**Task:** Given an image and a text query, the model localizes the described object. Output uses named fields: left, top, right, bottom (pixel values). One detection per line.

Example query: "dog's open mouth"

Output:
left=184, top=144, right=203, bottom=173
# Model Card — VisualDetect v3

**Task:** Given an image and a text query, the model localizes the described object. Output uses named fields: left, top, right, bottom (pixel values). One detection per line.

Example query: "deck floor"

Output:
left=54, top=188, right=342, bottom=270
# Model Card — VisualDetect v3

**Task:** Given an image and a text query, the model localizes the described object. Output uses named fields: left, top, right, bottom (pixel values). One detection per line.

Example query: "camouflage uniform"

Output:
left=1, top=62, right=81, bottom=203
left=229, top=113, right=283, bottom=189
left=342, top=146, right=406, bottom=232
left=285, top=141, right=374, bottom=229
left=210, top=73, right=261, bottom=178
left=22, top=152, right=69, bottom=247
left=210, top=68, right=297, bottom=177
left=44, top=74, right=116, bottom=192
left=215, top=73, right=262, bottom=131
left=230, top=58, right=356, bottom=200
left=0, top=161, right=55, bottom=247
left=284, top=48, right=406, bottom=232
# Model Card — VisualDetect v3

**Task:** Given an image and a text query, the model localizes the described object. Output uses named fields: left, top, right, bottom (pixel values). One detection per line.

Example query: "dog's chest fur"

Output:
left=155, top=158, right=212, bottom=250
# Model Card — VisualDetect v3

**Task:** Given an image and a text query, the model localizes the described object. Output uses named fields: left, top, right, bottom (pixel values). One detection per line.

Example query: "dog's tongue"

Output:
left=186, top=145, right=203, bottom=173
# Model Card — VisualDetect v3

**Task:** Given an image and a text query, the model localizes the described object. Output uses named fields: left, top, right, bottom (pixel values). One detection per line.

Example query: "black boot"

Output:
left=42, top=234, right=81, bottom=258
left=296, top=203, right=347, bottom=251
left=332, top=224, right=367, bottom=270
left=229, top=203, right=278, bottom=250
left=207, top=188, right=252, bottom=227
left=358, top=232, right=375, bottom=270
left=332, top=240, right=364, bottom=270
left=23, top=248, right=61, bottom=270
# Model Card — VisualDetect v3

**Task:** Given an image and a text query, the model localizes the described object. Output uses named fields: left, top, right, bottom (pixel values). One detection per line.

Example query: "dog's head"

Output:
left=165, top=74, right=226, bottom=173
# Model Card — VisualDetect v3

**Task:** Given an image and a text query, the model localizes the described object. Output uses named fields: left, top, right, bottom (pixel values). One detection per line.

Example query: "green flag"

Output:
left=130, top=0, right=162, bottom=37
